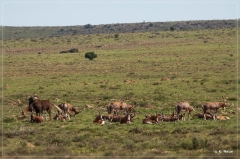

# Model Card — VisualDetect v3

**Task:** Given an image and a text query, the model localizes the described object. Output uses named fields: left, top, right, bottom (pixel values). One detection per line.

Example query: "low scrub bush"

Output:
left=60, top=48, right=78, bottom=53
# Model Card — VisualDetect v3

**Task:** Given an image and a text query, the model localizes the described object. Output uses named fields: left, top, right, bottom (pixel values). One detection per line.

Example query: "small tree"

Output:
left=114, top=34, right=119, bottom=38
left=85, top=51, right=97, bottom=60
left=149, top=23, right=154, bottom=27
left=84, top=24, right=92, bottom=29
left=170, top=26, right=175, bottom=31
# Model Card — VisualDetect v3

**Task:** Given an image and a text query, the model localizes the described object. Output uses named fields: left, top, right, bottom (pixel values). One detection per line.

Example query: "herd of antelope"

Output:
left=17, top=96, right=230, bottom=124
left=18, top=96, right=80, bottom=123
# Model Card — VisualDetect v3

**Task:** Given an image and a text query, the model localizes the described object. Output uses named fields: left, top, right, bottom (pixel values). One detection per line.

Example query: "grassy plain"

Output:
left=1, top=28, right=239, bottom=158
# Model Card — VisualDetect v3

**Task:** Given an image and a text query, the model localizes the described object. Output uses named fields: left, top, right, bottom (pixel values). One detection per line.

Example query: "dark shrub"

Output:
left=85, top=51, right=97, bottom=60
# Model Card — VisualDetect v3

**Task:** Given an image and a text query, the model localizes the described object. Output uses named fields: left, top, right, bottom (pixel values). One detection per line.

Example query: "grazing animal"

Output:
left=126, top=105, right=134, bottom=113
left=142, top=118, right=155, bottom=124
left=57, top=103, right=70, bottom=120
left=107, top=101, right=133, bottom=116
left=65, top=103, right=80, bottom=117
left=119, top=113, right=133, bottom=124
left=28, top=96, right=53, bottom=121
left=143, top=112, right=160, bottom=124
left=175, top=102, right=195, bottom=121
left=57, top=103, right=80, bottom=119
left=142, top=116, right=159, bottom=124
left=110, top=113, right=135, bottom=124
left=193, top=112, right=213, bottom=120
left=30, top=113, right=44, bottom=123
left=109, top=115, right=123, bottom=122
left=202, top=102, right=227, bottom=120
left=102, top=114, right=113, bottom=122
left=93, top=111, right=105, bottom=125
left=53, top=113, right=68, bottom=121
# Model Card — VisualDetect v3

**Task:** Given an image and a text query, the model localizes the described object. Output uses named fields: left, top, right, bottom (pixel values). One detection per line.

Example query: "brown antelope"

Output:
left=193, top=112, right=214, bottom=120
left=56, top=103, right=79, bottom=119
left=175, top=102, right=195, bottom=121
left=93, top=111, right=105, bottom=125
left=202, top=102, right=227, bottom=120
left=70, top=106, right=80, bottom=117
left=142, top=116, right=159, bottom=124
left=28, top=96, right=53, bottom=121
left=110, top=113, right=135, bottom=124
left=217, top=115, right=230, bottom=120
left=30, top=113, right=44, bottom=123
left=143, top=112, right=160, bottom=124
left=120, top=113, right=134, bottom=124
left=53, top=113, right=68, bottom=121
left=102, top=114, right=113, bottom=122
left=107, top=101, right=133, bottom=116
left=57, top=103, right=70, bottom=120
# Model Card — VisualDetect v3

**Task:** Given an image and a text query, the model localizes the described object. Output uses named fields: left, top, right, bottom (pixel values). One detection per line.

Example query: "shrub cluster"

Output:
left=60, top=48, right=78, bottom=53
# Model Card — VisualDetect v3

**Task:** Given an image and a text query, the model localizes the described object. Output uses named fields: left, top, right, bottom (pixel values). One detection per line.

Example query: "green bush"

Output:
left=170, top=26, right=175, bottom=31
left=85, top=51, right=97, bottom=60
left=114, top=34, right=119, bottom=38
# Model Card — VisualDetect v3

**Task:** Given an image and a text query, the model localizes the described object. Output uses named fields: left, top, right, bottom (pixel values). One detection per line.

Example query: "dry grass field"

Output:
left=1, top=27, right=239, bottom=158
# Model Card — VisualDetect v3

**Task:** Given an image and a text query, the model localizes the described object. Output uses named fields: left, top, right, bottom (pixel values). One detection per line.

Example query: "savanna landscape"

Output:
left=1, top=20, right=239, bottom=158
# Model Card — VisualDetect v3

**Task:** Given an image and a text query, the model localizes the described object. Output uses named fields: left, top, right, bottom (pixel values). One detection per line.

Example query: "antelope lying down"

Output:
left=193, top=112, right=230, bottom=121
left=30, top=113, right=44, bottom=123
left=94, top=111, right=135, bottom=124
left=142, top=112, right=160, bottom=124
left=110, top=113, right=135, bottom=124
left=53, top=113, right=68, bottom=121
left=93, top=111, right=105, bottom=125
left=142, top=111, right=185, bottom=124
left=193, top=112, right=213, bottom=120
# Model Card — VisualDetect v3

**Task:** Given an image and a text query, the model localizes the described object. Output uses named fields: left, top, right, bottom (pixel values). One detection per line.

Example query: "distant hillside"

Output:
left=1, top=19, right=237, bottom=40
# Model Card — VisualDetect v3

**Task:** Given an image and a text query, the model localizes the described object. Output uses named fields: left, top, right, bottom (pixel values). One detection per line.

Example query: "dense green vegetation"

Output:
left=1, top=22, right=239, bottom=158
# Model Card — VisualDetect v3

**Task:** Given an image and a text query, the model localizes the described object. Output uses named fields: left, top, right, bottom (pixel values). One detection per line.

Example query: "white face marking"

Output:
left=127, top=114, right=130, bottom=121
